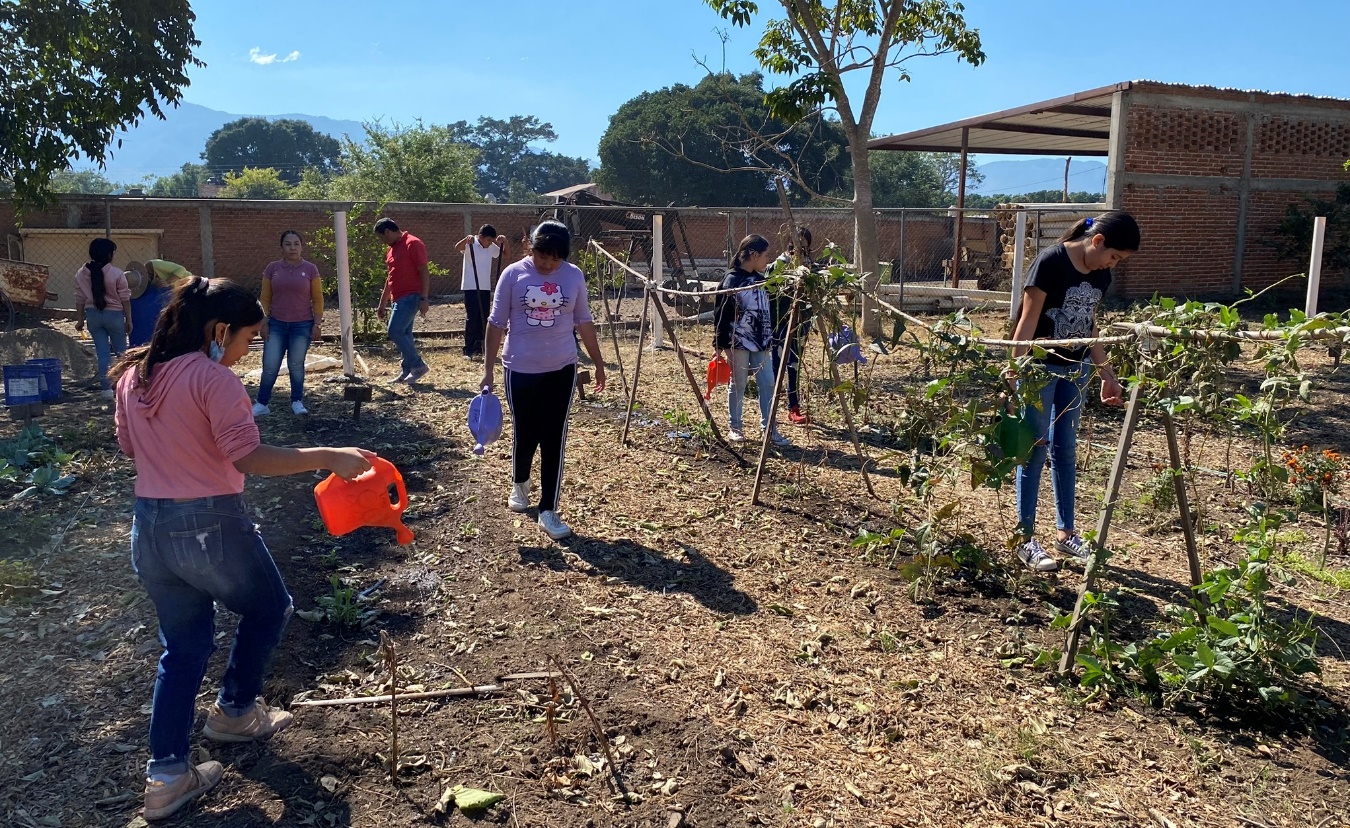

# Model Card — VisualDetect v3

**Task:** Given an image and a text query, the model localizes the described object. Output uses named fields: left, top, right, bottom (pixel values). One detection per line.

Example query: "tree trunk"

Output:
left=849, top=131, right=882, bottom=337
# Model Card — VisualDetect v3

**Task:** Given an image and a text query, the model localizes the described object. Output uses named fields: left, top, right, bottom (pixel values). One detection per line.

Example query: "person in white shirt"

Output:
left=456, top=224, right=506, bottom=360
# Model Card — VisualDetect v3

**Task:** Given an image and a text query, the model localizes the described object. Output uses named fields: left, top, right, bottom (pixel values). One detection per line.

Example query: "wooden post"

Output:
left=1059, top=380, right=1145, bottom=674
left=951, top=127, right=969, bottom=288
left=650, top=214, right=666, bottom=350
left=1010, top=210, right=1028, bottom=323
left=751, top=294, right=799, bottom=505
left=815, top=316, right=877, bottom=499
left=646, top=291, right=742, bottom=463
left=1306, top=215, right=1327, bottom=317
left=1161, top=410, right=1205, bottom=594
left=335, top=211, right=355, bottom=377
left=619, top=286, right=651, bottom=447
left=595, top=259, right=631, bottom=403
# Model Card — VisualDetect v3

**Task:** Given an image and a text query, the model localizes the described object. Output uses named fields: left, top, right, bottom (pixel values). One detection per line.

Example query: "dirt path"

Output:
left=0, top=315, right=1346, bottom=828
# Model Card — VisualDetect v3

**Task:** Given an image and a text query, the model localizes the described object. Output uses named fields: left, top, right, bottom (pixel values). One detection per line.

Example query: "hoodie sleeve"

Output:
left=113, top=375, right=134, bottom=458
left=712, top=274, right=737, bottom=350
left=203, top=366, right=261, bottom=462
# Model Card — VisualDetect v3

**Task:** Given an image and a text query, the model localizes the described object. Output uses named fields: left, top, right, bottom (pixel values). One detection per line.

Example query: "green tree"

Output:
left=203, top=117, right=342, bottom=184
left=149, top=162, right=209, bottom=197
left=864, top=151, right=949, bottom=207
left=328, top=121, right=479, bottom=203
left=288, top=167, right=333, bottom=200
left=447, top=116, right=593, bottom=202
left=708, top=0, right=985, bottom=332
left=218, top=167, right=292, bottom=199
left=0, top=0, right=201, bottom=206
left=963, top=189, right=1105, bottom=209
left=597, top=72, right=847, bottom=206
left=46, top=169, right=122, bottom=195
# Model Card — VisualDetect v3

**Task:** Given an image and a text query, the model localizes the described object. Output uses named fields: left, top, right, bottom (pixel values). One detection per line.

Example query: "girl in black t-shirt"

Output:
left=1007, top=210, right=1141, bottom=572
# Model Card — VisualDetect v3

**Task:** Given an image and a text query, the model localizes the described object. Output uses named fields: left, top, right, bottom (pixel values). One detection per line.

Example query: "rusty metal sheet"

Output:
left=0, top=259, right=51, bottom=307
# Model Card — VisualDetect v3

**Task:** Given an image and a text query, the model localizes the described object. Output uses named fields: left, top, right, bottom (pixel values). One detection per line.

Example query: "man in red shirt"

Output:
left=375, top=218, right=432, bottom=383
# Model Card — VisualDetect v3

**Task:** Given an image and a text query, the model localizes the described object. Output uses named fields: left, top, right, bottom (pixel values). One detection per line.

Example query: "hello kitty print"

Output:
left=523, top=282, right=566, bottom=327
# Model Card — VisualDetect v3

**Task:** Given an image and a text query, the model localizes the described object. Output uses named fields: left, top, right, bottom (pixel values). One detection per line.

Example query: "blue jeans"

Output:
left=729, top=348, right=775, bottom=432
left=257, top=318, right=313, bottom=405
left=131, top=495, right=293, bottom=775
left=1015, top=361, right=1090, bottom=536
left=86, top=308, right=128, bottom=389
left=387, top=294, right=426, bottom=375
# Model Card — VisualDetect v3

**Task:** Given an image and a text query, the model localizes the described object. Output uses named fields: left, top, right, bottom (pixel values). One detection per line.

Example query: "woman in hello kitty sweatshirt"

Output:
left=482, top=221, right=607, bottom=541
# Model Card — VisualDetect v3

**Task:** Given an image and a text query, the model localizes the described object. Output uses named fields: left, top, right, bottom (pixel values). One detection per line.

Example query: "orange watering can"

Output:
left=704, top=354, right=731, bottom=400
left=313, top=456, right=414, bottom=545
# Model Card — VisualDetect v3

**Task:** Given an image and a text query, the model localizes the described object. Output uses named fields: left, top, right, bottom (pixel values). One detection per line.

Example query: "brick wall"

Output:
left=1117, top=83, right=1350, bottom=298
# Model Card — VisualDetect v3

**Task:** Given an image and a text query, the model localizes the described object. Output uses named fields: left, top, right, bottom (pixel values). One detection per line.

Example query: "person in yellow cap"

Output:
left=126, top=260, right=195, bottom=347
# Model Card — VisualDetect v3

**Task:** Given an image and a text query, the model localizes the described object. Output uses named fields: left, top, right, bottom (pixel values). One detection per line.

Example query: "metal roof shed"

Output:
left=870, top=81, right=1350, bottom=296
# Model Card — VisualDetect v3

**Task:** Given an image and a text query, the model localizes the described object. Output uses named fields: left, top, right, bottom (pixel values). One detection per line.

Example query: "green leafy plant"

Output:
left=1062, top=505, right=1321, bottom=711
left=308, top=575, right=379, bottom=628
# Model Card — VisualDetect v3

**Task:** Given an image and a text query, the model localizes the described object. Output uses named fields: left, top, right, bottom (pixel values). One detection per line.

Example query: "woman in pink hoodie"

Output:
left=112, top=277, right=374, bottom=820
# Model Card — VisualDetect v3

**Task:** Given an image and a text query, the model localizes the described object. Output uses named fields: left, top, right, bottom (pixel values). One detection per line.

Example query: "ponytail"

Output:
left=1058, top=210, right=1141, bottom=251
left=86, top=237, right=117, bottom=311
left=731, top=234, right=770, bottom=269
left=111, top=276, right=264, bottom=388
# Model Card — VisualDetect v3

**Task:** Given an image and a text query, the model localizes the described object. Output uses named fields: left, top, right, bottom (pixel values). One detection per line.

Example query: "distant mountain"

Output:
left=970, top=158, right=1106, bottom=197
left=79, top=102, right=365, bottom=184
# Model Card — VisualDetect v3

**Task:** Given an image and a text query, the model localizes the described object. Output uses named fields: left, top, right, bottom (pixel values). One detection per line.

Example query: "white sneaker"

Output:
left=770, top=431, right=792, bottom=447
left=508, top=482, right=531, bottom=512
left=1055, top=533, right=1092, bottom=562
left=727, top=429, right=745, bottom=443
left=1016, top=538, right=1059, bottom=572
left=291, top=401, right=309, bottom=416
left=251, top=402, right=270, bottom=417
left=538, top=510, right=572, bottom=540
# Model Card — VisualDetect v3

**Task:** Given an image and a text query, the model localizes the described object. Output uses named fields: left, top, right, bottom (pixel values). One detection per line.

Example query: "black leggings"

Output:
left=505, top=364, right=576, bottom=512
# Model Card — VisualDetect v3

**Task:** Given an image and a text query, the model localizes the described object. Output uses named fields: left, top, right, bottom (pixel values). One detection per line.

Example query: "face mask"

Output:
left=208, top=339, right=225, bottom=363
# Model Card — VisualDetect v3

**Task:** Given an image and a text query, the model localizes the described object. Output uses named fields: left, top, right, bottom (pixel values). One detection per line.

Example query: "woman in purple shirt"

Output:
left=253, top=230, right=323, bottom=417
left=481, top=221, right=607, bottom=541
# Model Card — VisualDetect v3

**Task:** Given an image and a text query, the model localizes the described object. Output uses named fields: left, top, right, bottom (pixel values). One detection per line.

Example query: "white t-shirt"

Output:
left=461, top=240, right=501, bottom=290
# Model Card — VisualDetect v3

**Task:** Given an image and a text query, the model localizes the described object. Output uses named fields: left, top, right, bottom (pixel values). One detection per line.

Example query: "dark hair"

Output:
left=111, top=277, right=264, bottom=388
left=374, top=217, right=399, bottom=235
left=531, top=220, right=571, bottom=259
left=479, top=224, right=497, bottom=238
left=279, top=229, right=302, bottom=246
left=86, top=237, right=117, bottom=311
left=1059, top=210, right=1141, bottom=251
left=731, top=234, right=770, bottom=269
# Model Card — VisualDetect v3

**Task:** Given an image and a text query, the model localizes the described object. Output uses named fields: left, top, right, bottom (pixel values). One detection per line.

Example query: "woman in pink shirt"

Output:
left=254, top=230, right=323, bottom=417
left=73, top=237, right=133, bottom=399
left=112, top=277, right=374, bottom=820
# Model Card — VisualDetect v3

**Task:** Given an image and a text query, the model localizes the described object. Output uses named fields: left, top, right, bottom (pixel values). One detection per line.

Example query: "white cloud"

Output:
left=248, top=47, right=300, bottom=66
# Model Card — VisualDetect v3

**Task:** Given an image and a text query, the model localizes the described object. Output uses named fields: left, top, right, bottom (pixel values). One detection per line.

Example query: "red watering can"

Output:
left=313, top=456, right=414, bottom=545
left=704, top=354, right=731, bottom=400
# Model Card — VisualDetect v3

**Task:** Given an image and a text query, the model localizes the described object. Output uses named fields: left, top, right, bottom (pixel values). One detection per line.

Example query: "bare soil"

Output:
left=1, top=308, right=1347, bottom=828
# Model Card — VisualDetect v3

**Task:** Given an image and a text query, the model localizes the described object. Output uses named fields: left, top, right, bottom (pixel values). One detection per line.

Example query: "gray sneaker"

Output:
left=1055, top=533, right=1092, bottom=562
left=1016, top=538, right=1059, bottom=572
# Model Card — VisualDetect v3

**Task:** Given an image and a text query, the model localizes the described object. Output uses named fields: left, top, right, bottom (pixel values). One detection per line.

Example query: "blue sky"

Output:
left=188, top=0, right=1350, bottom=174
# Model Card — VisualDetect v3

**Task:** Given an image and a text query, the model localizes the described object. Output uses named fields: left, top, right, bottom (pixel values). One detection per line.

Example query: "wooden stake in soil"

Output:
left=645, top=286, right=742, bottom=463
left=1161, top=408, right=1205, bottom=594
left=549, top=655, right=625, bottom=796
left=620, top=284, right=652, bottom=447
left=814, top=315, right=877, bottom=499
left=599, top=281, right=631, bottom=403
left=751, top=290, right=800, bottom=505
left=1059, top=381, right=1144, bottom=674
left=379, top=630, right=400, bottom=778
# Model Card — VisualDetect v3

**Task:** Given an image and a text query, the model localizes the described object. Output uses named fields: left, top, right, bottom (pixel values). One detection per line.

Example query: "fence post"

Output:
left=335, top=211, right=356, bottom=377
left=650, top=213, right=665, bottom=349
left=1306, top=215, right=1327, bottom=317
left=1010, top=209, right=1028, bottom=323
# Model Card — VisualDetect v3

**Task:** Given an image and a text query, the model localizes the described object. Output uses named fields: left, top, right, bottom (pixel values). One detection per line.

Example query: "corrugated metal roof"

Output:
left=869, top=80, right=1350, bottom=156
